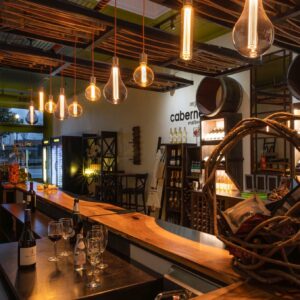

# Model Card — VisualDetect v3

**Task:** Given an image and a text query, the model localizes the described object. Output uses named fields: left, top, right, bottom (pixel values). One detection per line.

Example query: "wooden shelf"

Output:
left=201, top=140, right=222, bottom=146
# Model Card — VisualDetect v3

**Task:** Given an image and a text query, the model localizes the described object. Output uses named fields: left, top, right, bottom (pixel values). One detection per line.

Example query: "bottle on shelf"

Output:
left=178, top=171, right=182, bottom=188
left=182, top=127, right=187, bottom=143
left=173, top=192, right=178, bottom=209
left=74, top=233, right=86, bottom=272
left=169, top=149, right=176, bottom=166
left=176, top=148, right=181, bottom=166
left=173, top=128, right=178, bottom=144
left=18, top=209, right=36, bottom=269
left=170, top=171, right=174, bottom=187
left=168, top=191, right=174, bottom=208
left=177, top=127, right=182, bottom=144
left=26, top=181, right=36, bottom=212
left=169, top=128, right=174, bottom=144
left=70, top=198, right=83, bottom=245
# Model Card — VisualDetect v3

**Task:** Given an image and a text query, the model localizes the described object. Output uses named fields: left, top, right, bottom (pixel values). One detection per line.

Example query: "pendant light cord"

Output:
left=142, top=0, right=145, bottom=54
left=74, top=37, right=77, bottom=96
left=92, top=31, right=94, bottom=76
left=49, top=66, right=52, bottom=95
left=60, top=54, right=64, bottom=89
left=114, top=0, right=117, bottom=56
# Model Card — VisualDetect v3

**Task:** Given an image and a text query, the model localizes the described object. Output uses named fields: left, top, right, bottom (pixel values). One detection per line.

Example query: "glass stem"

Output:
left=92, top=265, right=96, bottom=283
left=64, top=238, right=67, bottom=253
left=101, top=252, right=104, bottom=265
left=54, top=241, right=57, bottom=258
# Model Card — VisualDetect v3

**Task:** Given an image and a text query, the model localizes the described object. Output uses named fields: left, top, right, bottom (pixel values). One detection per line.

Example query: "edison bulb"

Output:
left=25, top=101, right=38, bottom=125
left=103, top=56, right=128, bottom=105
left=39, top=87, right=44, bottom=112
left=54, top=88, right=69, bottom=121
left=68, top=96, right=83, bottom=118
left=45, top=95, right=56, bottom=113
left=233, top=0, right=274, bottom=58
left=180, top=0, right=194, bottom=61
left=85, top=76, right=101, bottom=102
left=133, top=53, right=154, bottom=87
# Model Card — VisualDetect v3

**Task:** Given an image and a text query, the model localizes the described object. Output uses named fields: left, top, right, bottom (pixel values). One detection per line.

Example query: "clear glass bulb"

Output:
left=133, top=53, right=154, bottom=87
left=103, top=56, right=128, bottom=105
left=180, top=0, right=194, bottom=61
left=68, top=96, right=83, bottom=118
left=85, top=76, right=101, bottom=102
left=39, top=87, right=44, bottom=112
left=232, top=0, right=274, bottom=58
left=45, top=95, right=56, bottom=114
left=54, top=88, right=69, bottom=121
left=25, top=101, right=38, bottom=125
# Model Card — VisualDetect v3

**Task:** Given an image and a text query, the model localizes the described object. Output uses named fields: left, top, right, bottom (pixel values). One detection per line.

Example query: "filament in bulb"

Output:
left=49, top=101, right=54, bottom=113
left=141, top=63, right=147, bottom=85
left=91, top=85, right=96, bottom=100
left=113, top=66, right=119, bottom=101
left=29, top=105, right=34, bottom=124
left=248, top=0, right=259, bottom=57
left=73, top=103, right=78, bottom=116
left=59, top=94, right=65, bottom=120
left=39, top=91, right=44, bottom=112
left=182, top=5, right=192, bottom=60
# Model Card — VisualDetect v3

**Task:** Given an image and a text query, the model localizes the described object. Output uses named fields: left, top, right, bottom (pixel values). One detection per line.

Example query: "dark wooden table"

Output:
left=0, top=238, right=161, bottom=300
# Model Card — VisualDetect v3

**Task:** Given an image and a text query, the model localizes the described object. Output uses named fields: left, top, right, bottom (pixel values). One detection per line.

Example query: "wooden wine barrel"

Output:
left=287, top=55, right=300, bottom=100
left=196, top=77, right=243, bottom=117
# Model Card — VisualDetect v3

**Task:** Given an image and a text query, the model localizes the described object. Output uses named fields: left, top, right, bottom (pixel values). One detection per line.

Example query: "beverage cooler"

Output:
left=43, top=136, right=83, bottom=194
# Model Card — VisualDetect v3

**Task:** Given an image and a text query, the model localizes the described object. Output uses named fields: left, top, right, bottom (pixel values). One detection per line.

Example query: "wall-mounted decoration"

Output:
left=256, top=174, right=266, bottom=192
left=267, top=175, right=278, bottom=192
left=244, top=174, right=254, bottom=191
left=131, top=126, right=141, bottom=165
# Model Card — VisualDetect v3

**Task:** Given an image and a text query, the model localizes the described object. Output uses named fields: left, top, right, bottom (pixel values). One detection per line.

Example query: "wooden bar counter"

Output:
left=9, top=182, right=291, bottom=299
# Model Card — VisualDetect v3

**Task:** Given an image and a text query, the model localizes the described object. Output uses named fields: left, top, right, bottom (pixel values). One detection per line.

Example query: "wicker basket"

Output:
left=202, top=112, right=300, bottom=286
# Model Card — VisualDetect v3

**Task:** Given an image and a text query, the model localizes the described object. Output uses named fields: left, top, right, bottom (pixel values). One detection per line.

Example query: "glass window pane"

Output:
left=0, top=107, right=43, bottom=126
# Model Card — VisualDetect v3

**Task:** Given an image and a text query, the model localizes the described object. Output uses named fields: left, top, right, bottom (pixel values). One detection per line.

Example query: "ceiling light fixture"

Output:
left=233, top=0, right=274, bottom=58
left=69, top=38, right=83, bottom=118
left=103, top=0, right=128, bottom=105
left=133, top=0, right=154, bottom=88
left=45, top=66, right=57, bottom=113
left=54, top=55, right=69, bottom=121
left=25, top=89, right=38, bottom=125
left=85, top=31, right=101, bottom=102
left=180, top=0, right=194, bottom=61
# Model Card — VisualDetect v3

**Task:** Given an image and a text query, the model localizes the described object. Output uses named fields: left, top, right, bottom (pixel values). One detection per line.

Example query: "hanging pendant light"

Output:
left=180, top=0, right=194, bottom=61
left=69, top=38, right=83, bottom=117
left=232, top=0, right=274, bottom=58
left=45, top=66, right=57, bottom=113
left=133, top=0, right=154, bottom=87
left=54, top=56, right=69, bottom=121
left=85, top=32, right=101, bottom=102
left=25, top=90, right=38, bottom=125
left=103, top=0, right=128, bottom=105
left=38, top=87, right=44, bottom=112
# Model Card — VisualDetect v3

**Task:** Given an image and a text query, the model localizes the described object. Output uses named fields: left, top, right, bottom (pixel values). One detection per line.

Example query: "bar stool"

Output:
left=121, top=174, right=148, bottom=214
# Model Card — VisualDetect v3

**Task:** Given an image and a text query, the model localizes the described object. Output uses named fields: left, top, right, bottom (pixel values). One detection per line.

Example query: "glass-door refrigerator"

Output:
left=49, top=136, right=83, bottom=194
left=42, top=139, right=51, bottom=184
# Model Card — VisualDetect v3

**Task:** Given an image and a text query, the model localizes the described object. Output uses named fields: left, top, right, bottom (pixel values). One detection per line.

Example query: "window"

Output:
left=0, top=107, right=43, bottom=126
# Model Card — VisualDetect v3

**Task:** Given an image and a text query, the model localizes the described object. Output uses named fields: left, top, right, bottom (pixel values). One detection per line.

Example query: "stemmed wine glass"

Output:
left=86, top=237, right=101, bottom=289
left=93, top=224, right=108, bottom=270
left=59, top=218, right=73, bottom=257
left=48, top=221, right=63, bottom=262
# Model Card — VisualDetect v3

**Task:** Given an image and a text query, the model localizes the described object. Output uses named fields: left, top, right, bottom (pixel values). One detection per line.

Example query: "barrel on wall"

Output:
left=196, top=76, right=243, bottom=117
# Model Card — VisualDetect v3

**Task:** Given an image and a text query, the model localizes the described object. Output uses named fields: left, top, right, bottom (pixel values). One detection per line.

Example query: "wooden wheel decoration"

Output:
left=202, top=112, right=300, bottom=285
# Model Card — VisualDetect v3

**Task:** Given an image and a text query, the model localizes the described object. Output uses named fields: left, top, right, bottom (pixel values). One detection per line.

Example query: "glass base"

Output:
left=48, top=256, right=60, bottom=262
left=60, top=251, right=72, bottom=257
left=98, top=263, right=108, bottom=270
left=86, top=281, right=100, bottom=289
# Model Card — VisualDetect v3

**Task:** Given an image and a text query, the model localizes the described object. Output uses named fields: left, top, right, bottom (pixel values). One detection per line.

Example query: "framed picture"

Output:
left=245, top=174, right=254, bottom=191
left=256, top=175, right=266, bottom=192
left=267, top=176, right=278, bottom=192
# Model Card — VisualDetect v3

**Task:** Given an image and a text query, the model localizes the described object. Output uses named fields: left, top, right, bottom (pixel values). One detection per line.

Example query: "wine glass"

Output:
left=86, top=237, right=101, bottom=289
left=59, top=218, right=73, bottom=257
left=48, top=221, right=63, bottom=262
left=93, top=224, right=108, bottom=270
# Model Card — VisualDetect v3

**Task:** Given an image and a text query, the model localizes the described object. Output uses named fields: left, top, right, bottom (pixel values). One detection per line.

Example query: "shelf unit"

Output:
left=200, top=113, right=243, bottom=190
left=251, top=50, right=294, bottom=178
left=164, top=143, right=196, bottom=226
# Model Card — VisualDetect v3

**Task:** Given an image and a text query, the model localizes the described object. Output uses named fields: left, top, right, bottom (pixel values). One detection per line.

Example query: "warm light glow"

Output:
left=39, top=88, right=44, bottom=112
left=180, top=0, right=194, bottom=61
left=133, top=53, right=154, bottom=87
left=233, top=0, right=274, bottom=58
left=68, top=96, right=83, bottom=118
left=54, top=88, right=69, bottom=121
left=266, top=125, right=270, bottom=133
left=25, top=101, right=38, bottom=125
left=45, top=95, right=56, bottom=113
left=85, top=76, right=101, bottom=102
left=103, top=56, right=128, bottom=105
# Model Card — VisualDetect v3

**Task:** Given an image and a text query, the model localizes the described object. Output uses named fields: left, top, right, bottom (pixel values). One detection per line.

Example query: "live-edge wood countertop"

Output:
left=14, top=182, right=291, bottom=299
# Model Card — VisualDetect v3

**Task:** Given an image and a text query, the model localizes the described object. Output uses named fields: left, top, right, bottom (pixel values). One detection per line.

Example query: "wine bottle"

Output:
left=70, top=198, right=83, bottom=245
left=176, top=148, right=181, bottom=166
left=170, top=149, right=176, bottom=166
left=18, top=209, right=36, bottom=269
left=27, top=181, right=36, bottom=212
